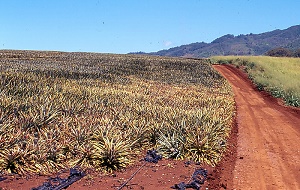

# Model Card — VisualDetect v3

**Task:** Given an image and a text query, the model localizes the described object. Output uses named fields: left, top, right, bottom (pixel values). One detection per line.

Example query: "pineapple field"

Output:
left=0, top=50, right=235, bottom=176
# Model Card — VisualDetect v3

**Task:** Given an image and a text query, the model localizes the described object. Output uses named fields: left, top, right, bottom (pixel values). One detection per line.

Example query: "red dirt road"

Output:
left=213, top=64, right=300, bottom=190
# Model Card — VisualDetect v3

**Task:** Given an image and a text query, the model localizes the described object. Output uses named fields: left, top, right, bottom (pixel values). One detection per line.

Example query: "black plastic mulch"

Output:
left=171, top=168, right=208, bottom=190
left=0, top=176, right=7, bottom=182
left=144, top=149, right=162, bottom=163
left=31, top=168, right=85, bottom=190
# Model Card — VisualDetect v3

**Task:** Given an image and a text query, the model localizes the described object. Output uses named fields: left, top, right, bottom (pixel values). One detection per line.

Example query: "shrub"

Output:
left=265, top=47, right=293, bottom=57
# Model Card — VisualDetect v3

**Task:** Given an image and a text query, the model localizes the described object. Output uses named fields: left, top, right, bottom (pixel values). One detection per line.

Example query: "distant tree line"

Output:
left=128, top=51, right=147, bottom=55
left=265, top=47, right=300, bottom=57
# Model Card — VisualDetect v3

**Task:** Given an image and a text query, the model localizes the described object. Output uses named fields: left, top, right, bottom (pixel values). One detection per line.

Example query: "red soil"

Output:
left=0, top=158, right=218, bottom=190
left=213, top=64, right=300, bottom=190
left=1, top=64, right=299, bottom=190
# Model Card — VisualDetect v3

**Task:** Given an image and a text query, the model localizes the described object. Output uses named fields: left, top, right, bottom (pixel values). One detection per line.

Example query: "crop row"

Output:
left=0, top=50, right=235, bottom=175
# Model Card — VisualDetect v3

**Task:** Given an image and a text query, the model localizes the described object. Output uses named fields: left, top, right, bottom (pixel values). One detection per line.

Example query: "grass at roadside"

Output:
left=211, top=56, right=300, bottom=107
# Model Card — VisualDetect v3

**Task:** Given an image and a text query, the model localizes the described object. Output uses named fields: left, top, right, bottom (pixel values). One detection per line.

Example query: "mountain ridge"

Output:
left=144, top=25, right=300, bottom=58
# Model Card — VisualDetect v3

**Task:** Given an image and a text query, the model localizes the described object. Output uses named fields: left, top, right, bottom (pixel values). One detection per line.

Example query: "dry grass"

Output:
left=212, top=56, right=300, bottom=107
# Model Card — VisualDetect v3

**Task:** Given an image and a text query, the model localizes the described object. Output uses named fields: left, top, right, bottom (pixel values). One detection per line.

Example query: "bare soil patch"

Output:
left=0, top=157, right=220, bottom=190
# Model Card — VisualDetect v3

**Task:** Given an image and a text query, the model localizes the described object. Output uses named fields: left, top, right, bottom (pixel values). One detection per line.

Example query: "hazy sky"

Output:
left=1, top=0, right=299, bottom=54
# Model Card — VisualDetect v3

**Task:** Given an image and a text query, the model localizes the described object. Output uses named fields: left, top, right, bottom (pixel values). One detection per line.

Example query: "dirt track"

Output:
left=213, top=64, right=300, bottom=190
